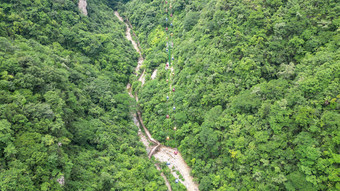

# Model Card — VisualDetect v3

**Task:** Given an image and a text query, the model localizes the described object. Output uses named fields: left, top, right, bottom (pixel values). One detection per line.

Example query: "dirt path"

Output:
left=116, top=11, right=199, bottom=191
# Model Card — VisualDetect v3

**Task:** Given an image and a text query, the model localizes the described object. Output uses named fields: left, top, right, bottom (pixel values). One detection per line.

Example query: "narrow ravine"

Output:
left=115, top=11, right=199, bottom=191
left=114, top=12, right=146, bottom=85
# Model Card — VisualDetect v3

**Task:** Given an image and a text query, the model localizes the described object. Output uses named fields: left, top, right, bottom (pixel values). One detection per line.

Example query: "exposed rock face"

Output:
left=151, top=69, right=157, bottom=79
left=78, top=0, right=87, bottom=16
left=57, top=176, right=65, bottom=186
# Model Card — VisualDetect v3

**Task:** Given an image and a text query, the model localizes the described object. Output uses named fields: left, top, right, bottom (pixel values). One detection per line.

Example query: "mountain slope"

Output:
left=0, top=0, right=167, bottom=190
left=119, top=0, right=340, bottom=190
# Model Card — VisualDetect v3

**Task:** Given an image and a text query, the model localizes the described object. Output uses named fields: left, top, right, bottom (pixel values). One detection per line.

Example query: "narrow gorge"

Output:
left=115, top=11, right=199, bottom=191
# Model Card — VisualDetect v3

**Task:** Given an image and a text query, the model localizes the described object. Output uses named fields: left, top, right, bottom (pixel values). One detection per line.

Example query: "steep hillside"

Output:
left=120, top=0, right=340, bottom=190
left=0, top=0, right=167, bottom=190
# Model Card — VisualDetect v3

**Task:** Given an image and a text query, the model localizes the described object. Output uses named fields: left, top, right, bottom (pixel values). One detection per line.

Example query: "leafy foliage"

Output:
left=121, top=0, right=340, bottom=190
left=0, top=0, right=167, bottom=190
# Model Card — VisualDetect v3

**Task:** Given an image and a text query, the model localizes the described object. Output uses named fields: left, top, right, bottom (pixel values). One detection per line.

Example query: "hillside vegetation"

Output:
left=0, top=0, right=167, bottom=190
left=120, top=0, right=340, bottom=190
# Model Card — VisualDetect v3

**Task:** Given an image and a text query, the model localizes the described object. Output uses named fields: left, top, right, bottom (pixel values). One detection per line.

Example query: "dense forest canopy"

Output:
left=0, top=0, right=339, bottom=190
left=0, top=0, right=168, bottom=190
left=119, top=0, right=340, bottom=190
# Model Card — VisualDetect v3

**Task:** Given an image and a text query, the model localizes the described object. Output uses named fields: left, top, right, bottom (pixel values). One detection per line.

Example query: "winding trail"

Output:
left=115, top=11, right=199, bottom=191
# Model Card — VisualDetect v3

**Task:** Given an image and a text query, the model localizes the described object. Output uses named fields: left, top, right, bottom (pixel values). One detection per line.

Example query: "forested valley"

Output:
left=0, top=0, right=167, bottom=190
left=0, top=0, right=339, bottom=190
left=119, top=0, right=340, bottom=190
